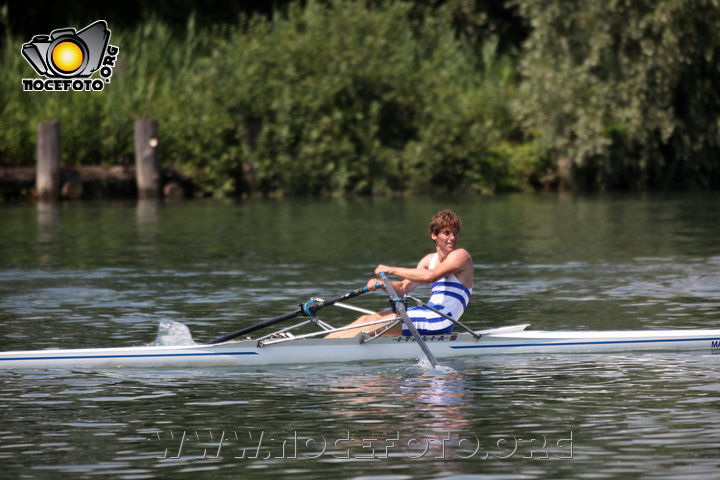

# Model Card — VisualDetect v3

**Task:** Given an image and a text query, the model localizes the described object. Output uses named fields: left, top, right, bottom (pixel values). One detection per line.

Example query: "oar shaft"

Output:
left=407, top=294, right=480, bottom=340
left=207, top=284, right=376, bottom=344
left=207, top=310, right=301, bottom=344
left=307, top=284, right=377, bottom=313
left=379, top=272, right=439, bottom=368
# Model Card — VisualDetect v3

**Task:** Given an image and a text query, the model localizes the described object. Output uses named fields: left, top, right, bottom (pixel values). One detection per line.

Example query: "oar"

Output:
left=378, top=272, right=439, bottom=368
left=406, top=294, right=481, bottom=340
left=207, top=284, right=378, bottom=344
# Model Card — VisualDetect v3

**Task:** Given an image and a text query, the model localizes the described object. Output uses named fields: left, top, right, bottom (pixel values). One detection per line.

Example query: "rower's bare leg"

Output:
left=325, top=310, right=396, bottom=338
left=381, top=321, right=403, bottom=336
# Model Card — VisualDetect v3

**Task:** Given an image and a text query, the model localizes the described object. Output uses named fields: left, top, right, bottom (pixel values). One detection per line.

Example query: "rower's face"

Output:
left=431, top=228, right=459, bottom=250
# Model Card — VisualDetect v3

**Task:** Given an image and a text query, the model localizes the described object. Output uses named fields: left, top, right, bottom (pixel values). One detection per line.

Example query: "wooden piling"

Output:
left=36, top=121, right=61, bottom=201
left=134, top=119, right=160, bottom=198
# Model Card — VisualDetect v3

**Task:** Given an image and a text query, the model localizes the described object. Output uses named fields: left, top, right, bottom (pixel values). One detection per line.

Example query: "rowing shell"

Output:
left=2, top=325, right=720, bottom=370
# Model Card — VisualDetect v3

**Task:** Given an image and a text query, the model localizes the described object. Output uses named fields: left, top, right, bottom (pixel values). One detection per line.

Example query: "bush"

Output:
left=1, top=1, right=529, bottom=196
left=513, top=0, right=720, bottom=189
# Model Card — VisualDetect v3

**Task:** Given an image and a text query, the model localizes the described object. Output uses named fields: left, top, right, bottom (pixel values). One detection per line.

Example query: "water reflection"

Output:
left=400, top=371, right=476, bottom=429
left=136, top=198, right=159, bottom=255
left=304, top=365, right=480, bottom=470
left=36, top=201, right=61, bottom=237
left=2, top=352, right=719, bottom=480
left=321, top=369, right=473, bottom=423
left=36, top=201, right=61, bottom=265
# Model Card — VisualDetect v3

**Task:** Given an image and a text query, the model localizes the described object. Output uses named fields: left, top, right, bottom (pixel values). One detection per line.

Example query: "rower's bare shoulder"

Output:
left=449, top=248, right=473, bottom=263
left=452, top=249, right=474, bottom=287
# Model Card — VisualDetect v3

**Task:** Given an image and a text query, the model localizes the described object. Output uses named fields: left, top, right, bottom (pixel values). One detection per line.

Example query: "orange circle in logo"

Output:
left=51, top=41, right=84, bottom=73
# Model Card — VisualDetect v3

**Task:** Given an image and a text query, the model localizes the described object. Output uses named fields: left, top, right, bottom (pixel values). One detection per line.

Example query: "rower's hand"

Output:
left=375, top=265, right=392, bottom=276
left=367, top=278, right=382, bottom=291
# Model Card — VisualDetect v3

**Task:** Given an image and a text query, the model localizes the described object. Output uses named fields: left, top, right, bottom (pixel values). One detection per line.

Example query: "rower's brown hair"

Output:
left=429, top=209, right=462, bottom=235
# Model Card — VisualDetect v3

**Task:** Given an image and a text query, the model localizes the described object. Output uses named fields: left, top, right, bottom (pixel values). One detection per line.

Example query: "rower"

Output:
left=325, top=209, right=473, bottom=338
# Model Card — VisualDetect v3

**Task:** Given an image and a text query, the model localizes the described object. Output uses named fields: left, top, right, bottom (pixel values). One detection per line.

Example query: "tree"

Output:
left=513, top=0, right=720, bottom=189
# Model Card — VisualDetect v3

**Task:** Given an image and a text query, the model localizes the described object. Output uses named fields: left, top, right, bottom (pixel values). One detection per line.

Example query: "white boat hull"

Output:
left=2, top=325, right=720, bottom=369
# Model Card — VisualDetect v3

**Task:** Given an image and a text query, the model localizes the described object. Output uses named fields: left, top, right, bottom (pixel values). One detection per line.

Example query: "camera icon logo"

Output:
left=21, top=20, right=119, bottom=92
left=22, top=20, right=110, bottom=77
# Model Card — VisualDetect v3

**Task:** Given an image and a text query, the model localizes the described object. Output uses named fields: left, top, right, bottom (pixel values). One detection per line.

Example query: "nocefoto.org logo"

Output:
left=21, top=20, right=119, bottom=92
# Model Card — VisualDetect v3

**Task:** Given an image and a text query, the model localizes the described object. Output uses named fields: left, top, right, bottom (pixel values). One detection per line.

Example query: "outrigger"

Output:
left=2, top=282, right=720, bottom=370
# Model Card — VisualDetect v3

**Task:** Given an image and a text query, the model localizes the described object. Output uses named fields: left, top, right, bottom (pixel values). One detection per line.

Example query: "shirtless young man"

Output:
left=326, top=209, right=473, bottom=338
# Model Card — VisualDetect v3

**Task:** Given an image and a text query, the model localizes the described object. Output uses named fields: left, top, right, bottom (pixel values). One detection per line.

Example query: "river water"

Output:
left=1, top=193, right=719, bottom=479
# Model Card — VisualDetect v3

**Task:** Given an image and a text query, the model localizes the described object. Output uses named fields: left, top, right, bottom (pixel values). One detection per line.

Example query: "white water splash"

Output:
left=150, top=320, right=197, bottom=346
left=416, top=355, right=456, bottom=374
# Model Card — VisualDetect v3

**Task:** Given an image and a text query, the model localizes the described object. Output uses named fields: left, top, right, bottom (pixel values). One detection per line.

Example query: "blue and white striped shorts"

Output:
left=402, top=304, right=455, bottom=336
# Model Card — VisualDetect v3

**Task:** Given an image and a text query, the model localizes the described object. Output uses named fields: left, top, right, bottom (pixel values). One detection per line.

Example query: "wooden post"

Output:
left=134, top=119, right=160, bottom=198
left=36, top=121, right=61, bottom=201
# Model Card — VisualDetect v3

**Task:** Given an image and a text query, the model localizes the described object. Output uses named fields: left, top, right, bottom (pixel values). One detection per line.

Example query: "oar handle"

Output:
left=302, top=282, right=381, bottom=315
left=378, top=272, right=439, bottom=368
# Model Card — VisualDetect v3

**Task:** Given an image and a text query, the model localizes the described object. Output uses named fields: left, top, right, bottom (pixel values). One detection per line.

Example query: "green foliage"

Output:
left=12, top=0, right=719, bottom=195
left=2, top=0, right=528, bottom=196
left=170, top=0, right=526, bottom=196
left=513, top=0, right=720, bottom=189
left=1, top=15, right=214, bottom=167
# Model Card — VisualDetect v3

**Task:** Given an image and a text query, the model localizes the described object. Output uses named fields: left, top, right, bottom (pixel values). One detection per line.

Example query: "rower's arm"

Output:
left=377, top=250, right=472, bottom=285
left=378, top=254, right=432, bottom=294
left=370, top=254, right=432, bottom=296
left=393, top=279, right=418, bottom=296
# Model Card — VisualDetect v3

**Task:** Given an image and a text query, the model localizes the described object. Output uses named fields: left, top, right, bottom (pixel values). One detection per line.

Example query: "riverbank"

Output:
left=0, top=166, right=195, bottom=201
